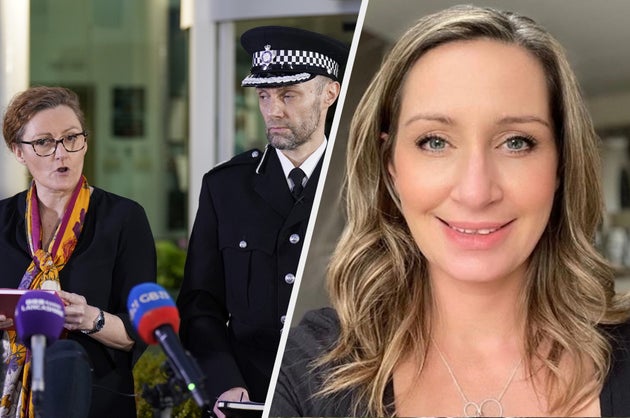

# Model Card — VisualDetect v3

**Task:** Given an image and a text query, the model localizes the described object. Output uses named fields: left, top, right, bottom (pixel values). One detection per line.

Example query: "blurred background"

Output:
left=0, top=0, right=358, bottom=242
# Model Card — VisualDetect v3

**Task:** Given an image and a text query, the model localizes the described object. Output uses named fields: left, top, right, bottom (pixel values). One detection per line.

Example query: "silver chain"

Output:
left=432, top=339, right=522, bottom=417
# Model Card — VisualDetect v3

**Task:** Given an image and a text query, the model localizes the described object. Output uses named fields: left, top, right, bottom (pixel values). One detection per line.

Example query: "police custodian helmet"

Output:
left=240, top=25, right=349, bottom=88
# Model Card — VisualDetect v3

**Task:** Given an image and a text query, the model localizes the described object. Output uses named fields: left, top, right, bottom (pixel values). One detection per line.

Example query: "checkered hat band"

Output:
left=252, top=49, right=339, bottom=78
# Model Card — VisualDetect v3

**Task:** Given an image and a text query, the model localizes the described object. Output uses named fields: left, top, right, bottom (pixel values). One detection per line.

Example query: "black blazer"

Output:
left=0, top=187, right=156, bottom=418
left=271, top=308, right=630, bottom=416
left=177, top=146, right=323, bottom=402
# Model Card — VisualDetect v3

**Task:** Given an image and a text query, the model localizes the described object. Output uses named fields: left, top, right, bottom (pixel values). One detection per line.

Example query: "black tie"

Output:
left=289, top=167, right=306, bottom=199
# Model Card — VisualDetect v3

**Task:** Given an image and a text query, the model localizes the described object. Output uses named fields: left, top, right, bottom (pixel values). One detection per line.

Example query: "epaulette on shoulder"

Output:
left=210, top=148, right=264, bottom=173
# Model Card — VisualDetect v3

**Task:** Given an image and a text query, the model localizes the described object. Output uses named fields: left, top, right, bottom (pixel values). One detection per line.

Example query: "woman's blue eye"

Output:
left=418, top=135, right=447, bottom=150
left=505, top=136, right=535, bottom=151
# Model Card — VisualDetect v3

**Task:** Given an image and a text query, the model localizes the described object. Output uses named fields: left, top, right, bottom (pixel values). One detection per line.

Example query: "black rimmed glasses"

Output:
left=19, top=131, right=88, bottom=157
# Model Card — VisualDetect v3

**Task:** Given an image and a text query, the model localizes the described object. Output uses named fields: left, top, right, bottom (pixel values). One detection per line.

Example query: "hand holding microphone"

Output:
left=127, top=283, right=211, bottom=409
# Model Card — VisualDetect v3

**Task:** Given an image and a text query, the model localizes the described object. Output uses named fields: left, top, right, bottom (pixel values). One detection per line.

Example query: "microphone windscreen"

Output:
left=14, top=290, right=65, bottom=348
left=43, top=340, right=92, bottom=418
left=127, top=283, right=180, bottom=345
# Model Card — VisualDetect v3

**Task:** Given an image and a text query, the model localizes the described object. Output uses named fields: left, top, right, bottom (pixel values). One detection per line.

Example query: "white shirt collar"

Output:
left=276, top=139, right=327, bottom=189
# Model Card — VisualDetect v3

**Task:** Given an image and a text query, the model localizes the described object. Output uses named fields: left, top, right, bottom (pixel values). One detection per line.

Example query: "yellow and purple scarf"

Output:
left=1, top=176, right=90, bottom=417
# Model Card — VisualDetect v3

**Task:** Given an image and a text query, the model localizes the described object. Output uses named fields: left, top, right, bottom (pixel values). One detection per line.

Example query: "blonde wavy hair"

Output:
left=318, top=4, right=630, bottom=416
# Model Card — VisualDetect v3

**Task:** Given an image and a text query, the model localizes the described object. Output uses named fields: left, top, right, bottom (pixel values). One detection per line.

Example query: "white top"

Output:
left=276, top=139, right=327, bottom=190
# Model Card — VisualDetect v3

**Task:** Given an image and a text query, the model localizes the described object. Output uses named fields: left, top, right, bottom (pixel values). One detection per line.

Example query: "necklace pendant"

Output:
left=464, top=401, right=482, bottom=417
left=432, top=339, right=519, bottom=418
left=465, top=398, right=503, bottom=417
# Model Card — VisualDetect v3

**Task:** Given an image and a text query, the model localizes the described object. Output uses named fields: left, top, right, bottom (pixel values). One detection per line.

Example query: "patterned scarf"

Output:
left=0, top=176, right=90, bottom=417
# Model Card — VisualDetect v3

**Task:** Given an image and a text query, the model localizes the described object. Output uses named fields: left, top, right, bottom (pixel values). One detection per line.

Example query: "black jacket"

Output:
left=0, top=187, right=156, bottom=418
left=177, top=146, right=323, bottom=402
left=271, top=308, right=630, bottom=416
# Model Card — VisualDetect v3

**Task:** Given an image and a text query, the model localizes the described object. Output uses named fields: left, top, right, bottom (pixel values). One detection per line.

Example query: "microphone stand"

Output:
left=31, top=334, right=46, bottom=418
left=142, top=361, right=194, bottom=418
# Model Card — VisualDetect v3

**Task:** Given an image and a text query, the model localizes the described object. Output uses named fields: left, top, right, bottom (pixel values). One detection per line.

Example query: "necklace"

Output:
left=432, top=339, right=522, bottom=417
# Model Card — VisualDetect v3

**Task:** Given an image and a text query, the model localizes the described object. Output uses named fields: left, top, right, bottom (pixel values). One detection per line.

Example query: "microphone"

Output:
left=43, top=340, right=92, bottom=418
left=14, top=290, right=65, bottom=415
left=127, top=283, right=210, bottom=409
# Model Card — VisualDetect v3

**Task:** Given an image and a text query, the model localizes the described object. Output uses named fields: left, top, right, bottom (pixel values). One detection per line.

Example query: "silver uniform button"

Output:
left=284, top=273, right=295, bottom=284
left=239, top=240, right=247, bottom=249
left=289, top=234, right=300, bottom=244
left=280, top=315, right=286, bottom=324
left=251, top=150, right=259, bottom=158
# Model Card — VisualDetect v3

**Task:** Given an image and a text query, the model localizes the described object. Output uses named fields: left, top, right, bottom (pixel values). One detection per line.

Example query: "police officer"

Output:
left=176, top=26, right=348, bottom=417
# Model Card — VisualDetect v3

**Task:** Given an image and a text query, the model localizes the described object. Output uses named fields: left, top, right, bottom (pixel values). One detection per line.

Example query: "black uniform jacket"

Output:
left=177, top=146, right=323, bottom=402
left=0, top=187, right=156, bottom=418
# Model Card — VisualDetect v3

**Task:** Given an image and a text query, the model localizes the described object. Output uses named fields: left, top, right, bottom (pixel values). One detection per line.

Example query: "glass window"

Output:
left=30, top=0, right=188, bottom=239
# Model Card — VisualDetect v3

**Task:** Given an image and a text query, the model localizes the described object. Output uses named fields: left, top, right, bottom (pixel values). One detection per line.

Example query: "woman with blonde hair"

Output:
left=271, top=4, right=630, bottom=417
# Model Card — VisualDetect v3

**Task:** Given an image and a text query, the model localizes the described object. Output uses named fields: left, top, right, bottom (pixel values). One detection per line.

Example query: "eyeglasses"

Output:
left=19, top=131, right=88, bottom=157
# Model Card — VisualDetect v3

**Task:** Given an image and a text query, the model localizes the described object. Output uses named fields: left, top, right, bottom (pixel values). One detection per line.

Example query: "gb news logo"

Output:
left=129, top=287, right=172, bottom=321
